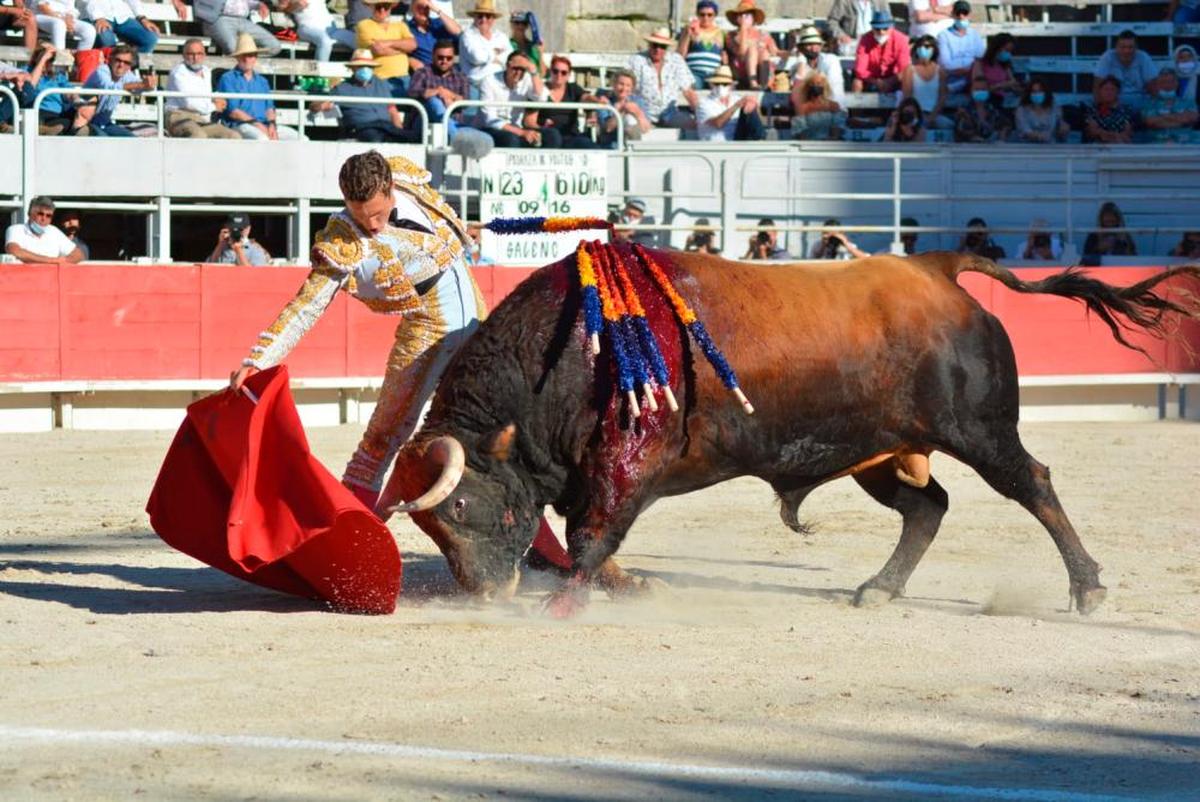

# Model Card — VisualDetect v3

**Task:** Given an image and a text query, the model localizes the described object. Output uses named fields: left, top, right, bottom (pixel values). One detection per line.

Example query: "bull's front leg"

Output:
left=544, top=502, right=647, bottom=619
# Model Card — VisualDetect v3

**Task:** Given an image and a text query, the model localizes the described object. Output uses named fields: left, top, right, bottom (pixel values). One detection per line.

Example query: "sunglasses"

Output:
left=507, top=66, right=527, bottom=73
left=434, top=54, right=454, bottom=60
left=698, top=11, right=715, bottom=16
left=551, top=68, right=569, bottom=75
left=113, top=58, right=134, bottom=65
left=650, top=43, right=667, bottom=49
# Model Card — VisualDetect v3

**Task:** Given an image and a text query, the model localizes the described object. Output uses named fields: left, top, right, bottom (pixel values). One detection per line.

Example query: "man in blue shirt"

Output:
left=71, top=44, right=155, bottom=136
left=315, top=49, right=420, bottom=142
left=218, top=33, right=303, bottom=139
left=405, top=0, right=461, bottom=72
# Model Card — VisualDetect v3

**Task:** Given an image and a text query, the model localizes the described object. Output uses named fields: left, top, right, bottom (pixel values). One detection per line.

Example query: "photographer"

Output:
left=743, top=217, right=792, bottom=260
left=807, top=218, right=867, bottom=260
left=1021, top=219, right=1062, bottom=261
left=208, top=212, right=271, bottom=266
left=684, top=217, right=720, bottom=254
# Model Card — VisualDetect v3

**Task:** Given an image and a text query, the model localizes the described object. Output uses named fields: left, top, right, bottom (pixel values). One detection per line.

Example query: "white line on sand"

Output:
left=0, top=724, right=1130, bottom=802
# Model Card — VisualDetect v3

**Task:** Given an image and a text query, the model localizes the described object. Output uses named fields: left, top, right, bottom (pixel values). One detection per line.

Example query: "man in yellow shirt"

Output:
left=355, top=0, right=417, bottom=96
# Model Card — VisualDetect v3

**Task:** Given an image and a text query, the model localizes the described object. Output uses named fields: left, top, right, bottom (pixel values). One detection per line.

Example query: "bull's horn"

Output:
left=392, top=436, right=466, bottom=514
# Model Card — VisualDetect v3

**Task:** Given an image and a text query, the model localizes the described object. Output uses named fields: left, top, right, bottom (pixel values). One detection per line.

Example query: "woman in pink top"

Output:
left=971, top=32, right=1021, bottom=102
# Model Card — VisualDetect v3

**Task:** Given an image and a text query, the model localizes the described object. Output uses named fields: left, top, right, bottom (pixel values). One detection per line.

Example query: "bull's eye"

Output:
left=451, top=497, right=468, bottom=522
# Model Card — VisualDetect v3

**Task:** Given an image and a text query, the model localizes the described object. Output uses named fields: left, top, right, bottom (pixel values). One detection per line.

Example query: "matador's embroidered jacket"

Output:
left=244, top=156, right=473, bottom=369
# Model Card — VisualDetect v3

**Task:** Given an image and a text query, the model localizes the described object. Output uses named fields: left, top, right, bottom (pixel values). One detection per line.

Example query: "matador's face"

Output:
left=346, top=190, right=395, bottom=236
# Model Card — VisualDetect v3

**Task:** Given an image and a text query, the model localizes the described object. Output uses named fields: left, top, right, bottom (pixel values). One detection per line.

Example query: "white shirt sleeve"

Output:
left=823, top=54, right=846, bottom=106
left=480, top=74, right=509, bottom=130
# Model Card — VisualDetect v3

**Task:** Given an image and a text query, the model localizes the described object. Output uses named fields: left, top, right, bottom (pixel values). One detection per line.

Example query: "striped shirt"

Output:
left=684, top=27, right=724, bottom=84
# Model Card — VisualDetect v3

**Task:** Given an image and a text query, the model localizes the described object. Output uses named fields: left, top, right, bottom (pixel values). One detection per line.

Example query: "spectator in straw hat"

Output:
left=192, top=0, right=281, bottom=57
left=356, top=0, right=417, bottom=97
left=725, top=0, right=778, bottom=89
left=218, top=34, right=303, bottom=139
left=789, top=25, right=845, bottom=107
left=696, top=64, right=766, bottom=141
left=628, top=26, right=698, bottom=128
left=312, top=49, right=421, bottom=142
left=460, top=0, right=511, bottom=95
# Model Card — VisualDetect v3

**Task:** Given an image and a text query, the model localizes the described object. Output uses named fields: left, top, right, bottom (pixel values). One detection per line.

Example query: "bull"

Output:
left=377, top=248, right=1199, bottom=616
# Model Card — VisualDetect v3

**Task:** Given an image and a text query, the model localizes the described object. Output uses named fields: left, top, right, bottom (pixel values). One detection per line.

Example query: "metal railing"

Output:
left=441, top=99, right=625, bottom=151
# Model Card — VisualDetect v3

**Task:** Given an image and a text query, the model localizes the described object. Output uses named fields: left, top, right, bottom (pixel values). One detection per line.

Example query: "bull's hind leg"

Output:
left=957, top=428, right=1105, bottom=614
left=851, top=463, right=949, bottom=607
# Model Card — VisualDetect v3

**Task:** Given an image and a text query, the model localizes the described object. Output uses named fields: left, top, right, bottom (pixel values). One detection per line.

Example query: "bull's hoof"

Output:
left=612, top=575, right=669, bottom=600
left=853, top=584, right=898, bottom=608
left=1073, top=584, right=1107, bottom=616
left=543, top=587, right=589, bottom=619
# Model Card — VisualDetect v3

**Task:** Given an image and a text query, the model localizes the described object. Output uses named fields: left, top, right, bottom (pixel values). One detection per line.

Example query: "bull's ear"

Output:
left=479, top=423, right=517, bottom=462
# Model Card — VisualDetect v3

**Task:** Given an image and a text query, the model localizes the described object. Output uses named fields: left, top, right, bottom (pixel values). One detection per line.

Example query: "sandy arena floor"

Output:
left=0, top=421, right=1197, bottom=801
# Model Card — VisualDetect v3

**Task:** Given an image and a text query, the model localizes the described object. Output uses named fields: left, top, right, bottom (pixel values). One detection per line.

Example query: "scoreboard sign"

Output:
left=479, top=150, right=609, bottom=267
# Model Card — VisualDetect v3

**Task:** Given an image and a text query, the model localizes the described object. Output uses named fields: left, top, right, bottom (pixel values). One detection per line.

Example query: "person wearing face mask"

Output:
left=954, top=74, right=1010, bottom=142
left=851, top=9, right=910, bottom=95
left=1141, top=67, right=1199, bottom=143
left=310, top=49, right=421, bottom=142
left=901, top=35, right=950, bottom=128
left=1014, top=78, right=1067, bottom=143
left=5, top=197, right=84, bottom=264
left=789, top=25, right=845, bottom=108
left=790, top=71, right=845, bottom=140
left=1173, top=45, right=1199, bottom=104
left=935, top=0, right=983, bottom=97
left=165, top=38, right=239, bottom=138
left=970, top=32, right=1020, bottom=103
left=884, top=96, right=927, bottom=142
left=696, top=64, right=766, bottom=141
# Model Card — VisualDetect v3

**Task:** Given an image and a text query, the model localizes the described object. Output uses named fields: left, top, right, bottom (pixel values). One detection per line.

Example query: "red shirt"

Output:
left=854, top=30, right=911, bottom=82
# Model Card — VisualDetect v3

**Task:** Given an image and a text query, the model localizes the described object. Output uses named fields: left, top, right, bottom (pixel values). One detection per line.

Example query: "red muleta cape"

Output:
left=145, top=366, right=402, bottom=614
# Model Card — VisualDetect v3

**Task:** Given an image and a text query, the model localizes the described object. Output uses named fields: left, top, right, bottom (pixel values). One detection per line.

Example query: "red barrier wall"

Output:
left=0, top=263, right=1195, bottom=383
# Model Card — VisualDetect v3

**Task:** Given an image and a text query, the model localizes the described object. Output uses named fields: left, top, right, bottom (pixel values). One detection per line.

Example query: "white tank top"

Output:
left=912, top=68, right=940, bottom=113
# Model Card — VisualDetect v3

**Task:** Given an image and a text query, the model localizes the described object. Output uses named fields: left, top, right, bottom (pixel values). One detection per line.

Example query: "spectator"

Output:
left=538, top=54, right=601, bottom=149
left=56, top=210, right=89, bottom=259
left=1082, top=202, right=1136, bottom=258
left=479, top=51, right=556, bottom=148
left=790, top=72, right=845, bottom=141
left=1, top=0, right=38, bottom=52
left=35, top=0, right=96, bottom=50
left=208, top=212, right=271, bottom=265
left=1094, top=30, right=1156, bottom=111
left=971, top=32, right=1020, bottom=103
left=356, top=0, right=416, bottom=96
left=954, top=74, right=1010, bottom=142
left=1014, top=78, right=1067, bottom=143
left=0, top=60, right=24, bottom=131
left=460, top=0, right=510, bottom=95
left=165, top=38, right=239, bottom=138
left=826, top=0, right=887, bottom=58
left=218, top=34, right=302, bottom=140
left=193, top=0, right=281, bottom=57
left=628, top=27, right=698, bottom=128
left=1082, top=76, right=1134, bottom=145
left=1166, top=0, right=1200, bottom=24
left=313, top=49, right=420, bottom=142
left=852, top=9, right=910, bottom=95
left=790, top=25, right=845, bottom=108
left=956, top=216, right=1005, bottom=259
left=808, top=218, right=867, bottom=259
left=597, top=70, right=651, bottom=147
left=684, top=217, right=719, bottom=254
left=613, top=198, right=657, bottom=246
left=909, top=0, right=954, bottom=40
left=1020, top=219, right=1062, bottom=260
left=1168, top=230, right=1200, bottom=258
left=1174, top=45, right=1199, bottom=105
left=5, top=196, right=83, bottom=263
left=901, top=35, right=950, bottom=128
left=19, top=44, right=75, bottom=135
left=406, top=0, right=460, bottom=72
left=278, top=0, right=355, bottom=62
left=885, top=96, right=928, bottom=142
left=678, top=0, right=725, bottom=86
left=745, top=217, right=792, bottom=260
left=84, top=0, right=159, bottom=52
left=898, top=216, right=920, bottom=254
left=695, top=64, right=765, bottom=142
left=409, top=38, right=469, bottom=138
left=508, top=10, right=544, bottom=77
left=936, top=0, right=983, bottom=97
left=1141, top=68, right=1199, bottom=144
left=724, top=0, right=778, bottom=90
left=72, top=45, right=155, bottom=136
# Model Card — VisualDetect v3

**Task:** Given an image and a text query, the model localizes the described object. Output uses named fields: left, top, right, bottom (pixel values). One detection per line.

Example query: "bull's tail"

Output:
left=950, top=256, right=1200, bottom=354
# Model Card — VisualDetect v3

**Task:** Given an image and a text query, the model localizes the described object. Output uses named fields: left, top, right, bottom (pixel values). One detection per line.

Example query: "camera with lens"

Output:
left=1032, top=234, right=1049, bottom=248
left=756, top=231, right=771, bottom=245
left=229, top=228, right=243, bottom=243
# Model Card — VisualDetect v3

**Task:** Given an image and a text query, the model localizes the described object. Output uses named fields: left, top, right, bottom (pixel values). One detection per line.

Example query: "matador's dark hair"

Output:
left=339, top=151, right=392, bottom=202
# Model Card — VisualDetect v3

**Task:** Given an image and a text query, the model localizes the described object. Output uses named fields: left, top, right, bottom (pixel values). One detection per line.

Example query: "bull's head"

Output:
left=376, top=425, right=540, bottom=600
